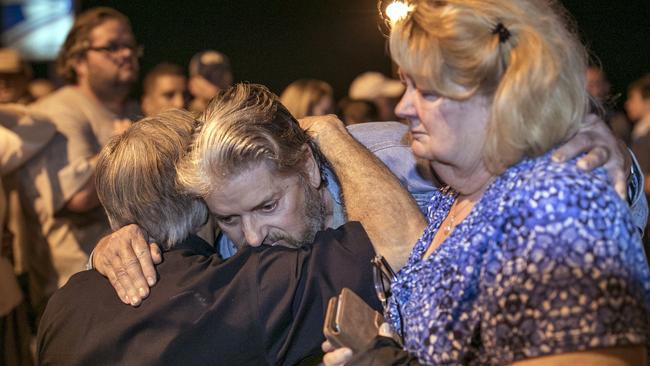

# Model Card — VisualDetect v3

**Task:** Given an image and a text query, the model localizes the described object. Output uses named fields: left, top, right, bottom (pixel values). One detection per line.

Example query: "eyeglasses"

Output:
left=372, top=255, right=396, bottom=309
left=371, top=255, right=404, bottom=339
left=86, top=43, right=143, bottom=58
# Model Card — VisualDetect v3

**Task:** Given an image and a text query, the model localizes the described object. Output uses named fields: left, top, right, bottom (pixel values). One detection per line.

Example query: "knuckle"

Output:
left=115, top=269, right=129, bottom=279
left=124, top=257, right=140, bottom=268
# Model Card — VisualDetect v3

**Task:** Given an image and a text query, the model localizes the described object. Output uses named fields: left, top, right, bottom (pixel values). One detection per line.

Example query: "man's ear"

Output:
left=302, top=144, right=322, bottom=189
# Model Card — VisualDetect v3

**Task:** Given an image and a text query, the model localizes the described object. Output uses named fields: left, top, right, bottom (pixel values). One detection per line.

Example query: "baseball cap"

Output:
left=349, top=71, right=404, bottom=100
left=188, top=50, right=232, bottom=89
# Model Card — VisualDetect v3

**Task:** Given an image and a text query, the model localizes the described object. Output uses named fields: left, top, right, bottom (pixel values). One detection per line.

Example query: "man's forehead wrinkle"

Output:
left=208, top=167, right=287, bottom=216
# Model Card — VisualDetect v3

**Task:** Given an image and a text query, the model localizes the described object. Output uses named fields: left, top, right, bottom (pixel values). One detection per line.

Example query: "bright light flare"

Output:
left=386, top=1, right=411, bottom=23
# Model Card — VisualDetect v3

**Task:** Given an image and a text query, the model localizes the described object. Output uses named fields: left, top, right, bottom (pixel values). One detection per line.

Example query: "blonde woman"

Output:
left=324, top=0, right=649, bottom=364
left=280, top=79, right=334, bottom=118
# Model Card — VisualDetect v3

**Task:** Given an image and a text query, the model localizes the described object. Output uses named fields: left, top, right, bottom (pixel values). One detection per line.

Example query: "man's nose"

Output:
left=241, top=216, right=266, bottom=247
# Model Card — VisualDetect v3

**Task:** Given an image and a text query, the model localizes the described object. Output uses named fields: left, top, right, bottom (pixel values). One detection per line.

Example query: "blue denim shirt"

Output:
left=217, top=121, right=648, bottom=258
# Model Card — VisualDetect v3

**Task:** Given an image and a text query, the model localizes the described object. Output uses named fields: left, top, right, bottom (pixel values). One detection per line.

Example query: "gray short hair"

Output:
left=95, top=110, right=208, bottom=249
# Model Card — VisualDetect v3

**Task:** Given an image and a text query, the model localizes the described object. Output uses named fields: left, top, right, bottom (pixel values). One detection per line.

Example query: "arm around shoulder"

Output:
left=300, top=115, right=426, bottom=270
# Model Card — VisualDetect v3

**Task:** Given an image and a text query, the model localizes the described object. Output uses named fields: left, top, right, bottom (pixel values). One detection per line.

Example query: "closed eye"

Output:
left=215, top=215, right=238, bottom=226
left=419, top=89, right=439, bottom=101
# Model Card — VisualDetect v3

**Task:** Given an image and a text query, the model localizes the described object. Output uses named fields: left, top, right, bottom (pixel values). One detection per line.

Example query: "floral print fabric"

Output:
left=387, top=152, right=650, bottom=365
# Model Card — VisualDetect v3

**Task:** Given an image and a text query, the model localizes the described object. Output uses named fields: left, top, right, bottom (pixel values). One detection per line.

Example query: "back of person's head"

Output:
left=95, top=110, right=208, bottom=250
left=625, top=73, right=650, bottom=122
left=628, top=74, right=650, bottom=101
left=56, top=7, right=132, bottom=84
left=586, top=64, right=610, bottom=102
left=279, top=79, right=334, bottom=118
left=0, top=48, right=33, bottom=103
left=390, top=0, right=588, bottom=173
left=348, top=71, right=404, bottom=101
left=143, top=63, right=185, bottom=96
left=178, top=83, right=325, bottom=197
left=188, top=50, right=232, bottom=90
left=338, top=97, right=378, bottom=125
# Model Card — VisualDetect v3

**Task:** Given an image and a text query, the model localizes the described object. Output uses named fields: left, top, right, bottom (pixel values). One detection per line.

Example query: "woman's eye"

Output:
left=419, top=90, right=439, bottom=101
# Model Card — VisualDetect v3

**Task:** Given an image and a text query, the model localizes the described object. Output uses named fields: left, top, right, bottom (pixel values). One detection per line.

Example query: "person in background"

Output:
left=141, top=62, right=187, bottom=116
left=349, top=71, right=404, bottom=121
left=0, top=49, right=56, bottom=349
left=0, top=48, right=33, bottom=105
left=187, top=50, right=233, bottom=113
left=20, top=7, right=140, bottom=289
left=324, top=0, right=650, bottom=364
left=0, top=105, right=55, bottom=366
left=280, top=78, right=335, bottom=118
left=587, top=65, right=632, bottom=144
left=28, top=79, right=56, bottom=101
left=338, top=97, right=378, bottom=125
left=627, top=73, right=650, bottom=253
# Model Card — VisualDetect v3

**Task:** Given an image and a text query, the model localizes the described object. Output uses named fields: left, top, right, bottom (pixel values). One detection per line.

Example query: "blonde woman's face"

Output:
left=395, top=74, right=491, bottom=171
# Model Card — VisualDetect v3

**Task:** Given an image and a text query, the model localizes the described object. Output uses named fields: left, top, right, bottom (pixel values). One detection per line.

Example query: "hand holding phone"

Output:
left=323, top=288, right=384, bottom=353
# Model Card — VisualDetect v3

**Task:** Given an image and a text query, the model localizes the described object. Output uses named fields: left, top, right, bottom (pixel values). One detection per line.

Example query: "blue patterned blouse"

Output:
left=387, top=152, right=650, bottom=365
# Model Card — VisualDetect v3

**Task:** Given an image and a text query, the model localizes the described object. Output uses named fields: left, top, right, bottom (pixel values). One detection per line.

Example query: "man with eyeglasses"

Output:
left=19, top=7, right=141, bottom=288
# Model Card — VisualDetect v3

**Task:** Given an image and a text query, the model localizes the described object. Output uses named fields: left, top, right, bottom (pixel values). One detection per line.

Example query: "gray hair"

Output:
left=95, top=109, right=208, bottom=249
left=178, top=83, right=327, bottom=197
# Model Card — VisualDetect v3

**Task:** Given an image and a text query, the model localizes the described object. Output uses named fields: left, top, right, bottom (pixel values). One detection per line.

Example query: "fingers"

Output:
left=322, top=347, right=353, bottom=366
left=552, top=132, right=591, bottom=163
left=107, top=249, right=133, bottom=304
left=298, top=115, right=346, bottom=138
left=102, top=255, right=128, bottom=304
left=118, top=239, right=151, bottom=306
left=378, top=323, right=393, bottom=338
left=131, top=236, right=157, bottom=287
left=92, top=224, right=157, bottom=306
left=576, top=145, right=609, bottom=171
left=107, top=272, right=128, bottom=304
left=605, top=159, right=628, bottom=200
left=553, top=113, right=629, bottom=200
left=150, top=243, right=163, bottom=264
left=322, top=340, right=335, bottom=353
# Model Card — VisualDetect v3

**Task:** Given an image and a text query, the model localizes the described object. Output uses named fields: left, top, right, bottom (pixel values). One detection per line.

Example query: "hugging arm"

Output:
left=301, top=115, right=426, bottom=271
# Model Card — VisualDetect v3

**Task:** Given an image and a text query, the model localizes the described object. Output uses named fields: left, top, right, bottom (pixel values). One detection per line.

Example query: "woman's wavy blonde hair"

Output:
left=390, top=0, right=589, bottom=173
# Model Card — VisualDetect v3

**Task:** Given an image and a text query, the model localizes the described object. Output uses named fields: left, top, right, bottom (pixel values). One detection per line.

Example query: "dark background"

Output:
left=54, top=0, right=650, bottom=107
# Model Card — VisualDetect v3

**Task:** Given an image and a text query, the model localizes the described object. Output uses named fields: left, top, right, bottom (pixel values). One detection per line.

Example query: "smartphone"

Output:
left=323, top=288, right=384, bottom=353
